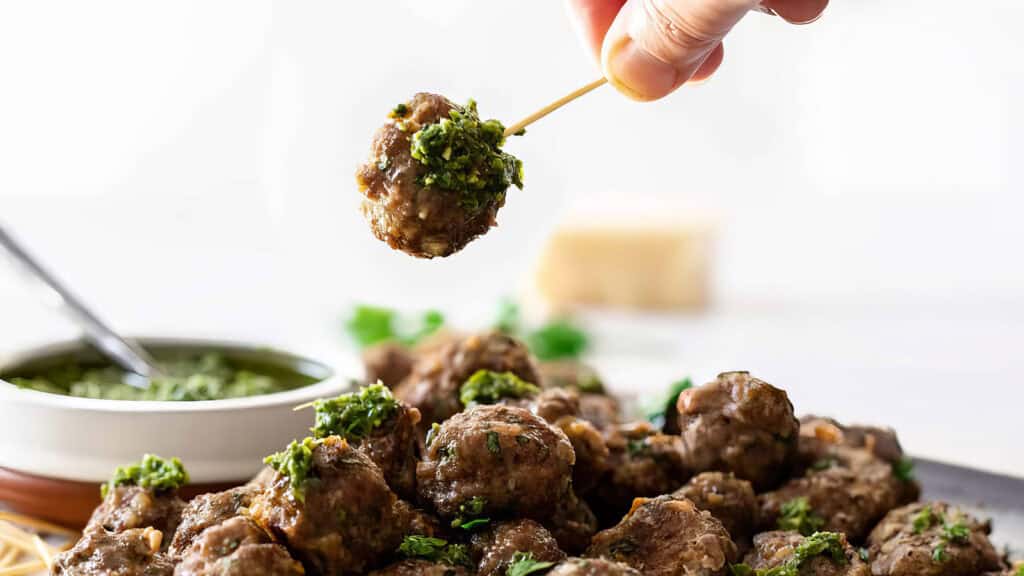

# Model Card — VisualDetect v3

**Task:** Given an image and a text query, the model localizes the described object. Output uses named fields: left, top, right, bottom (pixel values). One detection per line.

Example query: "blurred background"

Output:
left=0, top=1, right=1021, bottom=474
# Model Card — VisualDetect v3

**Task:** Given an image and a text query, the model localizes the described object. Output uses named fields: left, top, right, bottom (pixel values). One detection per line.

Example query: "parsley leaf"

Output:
left=778, top=497, right=825, bottom=536
left=893, top=458, right=915, bottom=482
left=101, top=454, right=189, bottom=499
left=506, top=551, right=556, bottom=576
left=460, top=369, right=540, bottom=407
left=397, top=535, right=470, bottom=566
left=730, top=532, right=847, bottom=576
left=912, top=506, right=937, bottom=534
left=644, top=377, right=693, bottom=429
left=311, top=383, right=400, bottom=440
left=451, top=496, right=490, bottom=531
left=486, top=431, right=502, bottom=455
left=345, top=305, right=444, bottom=349
left=526, top=320, right=589, bottom=361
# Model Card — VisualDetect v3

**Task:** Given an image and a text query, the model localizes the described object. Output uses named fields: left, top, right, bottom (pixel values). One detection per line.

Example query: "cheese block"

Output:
left=534, top=222, right=713, bottom=311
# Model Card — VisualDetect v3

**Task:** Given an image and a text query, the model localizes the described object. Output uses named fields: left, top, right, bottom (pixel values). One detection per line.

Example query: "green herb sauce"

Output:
left=311, top=383, right=400, bottom=440
left=264, top=437, right=320, bottom=503
left=101, top=454, right=188, bottom=498
left=730, top=532, right=847, bottom=576
left=459, top=369, right=540, bottom=407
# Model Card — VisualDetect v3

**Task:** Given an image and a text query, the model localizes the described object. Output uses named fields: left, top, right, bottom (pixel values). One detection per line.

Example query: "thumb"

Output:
left=601, top=0, right=758, bottom=100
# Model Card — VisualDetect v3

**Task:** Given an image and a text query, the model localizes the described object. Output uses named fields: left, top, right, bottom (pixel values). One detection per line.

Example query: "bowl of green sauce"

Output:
left=0, top=338, right=352, bottom=495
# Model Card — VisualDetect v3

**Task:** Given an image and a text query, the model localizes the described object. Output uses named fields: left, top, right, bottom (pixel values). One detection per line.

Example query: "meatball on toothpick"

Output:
left=356, top=93, right=523, bottom=258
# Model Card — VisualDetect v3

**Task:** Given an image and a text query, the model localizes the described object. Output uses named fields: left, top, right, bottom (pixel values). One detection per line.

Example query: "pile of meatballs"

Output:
left=54, top=331, right=1020, bottom=576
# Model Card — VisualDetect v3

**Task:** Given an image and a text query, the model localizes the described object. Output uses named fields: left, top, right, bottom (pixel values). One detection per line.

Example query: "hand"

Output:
left=565, top=0, right=829, bottom=101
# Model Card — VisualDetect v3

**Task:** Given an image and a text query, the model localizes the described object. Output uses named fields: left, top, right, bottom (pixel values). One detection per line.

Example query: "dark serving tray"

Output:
left=916, top=458, right=1024, bottom=560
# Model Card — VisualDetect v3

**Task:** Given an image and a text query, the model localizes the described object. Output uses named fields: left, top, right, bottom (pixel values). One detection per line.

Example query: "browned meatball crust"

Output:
left=550, top=557, right=643, bottom=576
left=587, top=495, right=738, bottom=576
left=556, top=415, right=611, bottom=496
left=168, top=485, right=259, bottom=557
left=587, top=422, right=690, bottom=526
left=742, top=531, right=870, bottom=576
left=546, top=492, right=600, bottom=555
left=86, top=485, right=184, bottom=546
left=173, top=517, right=303, bottom=576
left=672, top=472, right=758, bottom=550
left=363, top=343, right=416, bottom=388
left=471, top=519, right=566, bottom=576
left=676, top=372, right=799, bottom=491
left=350, top=395, right=423, bottom=501
left=758, top=453, right=916, bottom=543
left=579, top=393, right=622, bottom=430
left=396, top=331, right=540, bottom=430
left=416, top=404, right=575, bottom=522
left=356, top=92, right=506, bottom=258
left=867, top=501, right=1003, bottom=576
left=54, top=527, right=174, bottom=576
left=248, top=436, right=408, bottom=575
left=369, top=559, right=471, bottom=576
left=798, top=416, right=907, bottom=468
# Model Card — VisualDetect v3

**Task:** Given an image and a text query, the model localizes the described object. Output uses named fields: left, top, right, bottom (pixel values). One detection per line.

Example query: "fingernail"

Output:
left=603, top=35, right=680, bottom=102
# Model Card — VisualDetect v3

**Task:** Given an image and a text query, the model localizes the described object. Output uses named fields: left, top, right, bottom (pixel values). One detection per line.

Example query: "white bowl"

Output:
left=0, top=337, right=352, bottom=484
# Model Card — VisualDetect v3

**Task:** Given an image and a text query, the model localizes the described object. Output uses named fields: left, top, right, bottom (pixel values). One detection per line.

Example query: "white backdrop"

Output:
left=1, top=1, right=1022, bottom=474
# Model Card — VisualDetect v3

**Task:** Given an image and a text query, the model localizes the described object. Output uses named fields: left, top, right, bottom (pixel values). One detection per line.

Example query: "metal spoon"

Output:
left=0, top=224, right=159, bottom=388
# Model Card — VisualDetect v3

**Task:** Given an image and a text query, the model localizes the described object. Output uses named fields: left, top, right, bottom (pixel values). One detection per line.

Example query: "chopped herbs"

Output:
left=486, top=431, right=502, bottom=455
left=893, top=457, right=915, bottom=482
left=460, top=369, right=540, bottom=407
left=409, top=99, right=523, bottom=211
left=941, top=520, right=970, bottom=543
left=526, top=320, right=589, bottom=361
left=626, top=439, right=648, bottom=456
left=1016, top=565, right=1024, bottom=576
left=932, top=542, right=947, bottom=563
left=730, top=532, right=847, bottom=576
left=644, top=377, right=693, bottom=429
left=264, top=437, right=320, bottom=503
left=101, top=454, right=188, bottom=498
left=506, top=551, right=556, bottom=576
left=425, top=422, right=442, bottom=448
left=311, top=383, right=399, bottom=440
left=389, top=103, right=409, bottom=118
left=858, top=547, right=870, bottom=562
left=397, top=535, right=470, bottom=566
left=811, top=458, right=837, bottom=471
left=451, top=496, right=489, bottom=530
left=778, top=497, right=825, bottom=536
left=912, top=506, right=937, bottom=533
left=345, top=305, right=445, bottom=349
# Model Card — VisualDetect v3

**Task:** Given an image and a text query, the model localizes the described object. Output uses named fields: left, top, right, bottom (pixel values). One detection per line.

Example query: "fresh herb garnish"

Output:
left=101, top=454, right=188, bottom=498
left=311, top=383, right=400, bottom=440
left=811, top=458, right=837, bottom=471
left=451, top=496, right=489, bottom=530
left=526, top=320, right=589, bottom=361
left=730, top=532, right=847, bottom=576
left=932, top=542, right=947, bottom=563
left=425, top=422, right=442, bottom=448
left=858, top=547, right=870, bottom=562
left=644, top=377, right=693, bottom=429
left=264, top=437, right=320, bottom=503
left=460, top=370, right=540, bottom=407
left=409, top=99, right=523, bottom=211
left=345, top=305, right=444, bottom=349
left=778, top=497, right=825, bottom=536
left=389, top=103, right=409, bottom=119
left=506, top=551, right=556, bottom=576
left=397, top=535, right=470, bottom=566
left=941, top=520, right=970, bottom=543
left=893, top=457, right=915, bottom=482
left=912, top=506, right=936, bottom=533
left=486, top=431, right=502, bottom=455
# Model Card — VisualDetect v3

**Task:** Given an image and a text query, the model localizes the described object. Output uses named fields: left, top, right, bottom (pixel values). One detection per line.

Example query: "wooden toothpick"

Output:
left=503, top=77, right=607, bottom=138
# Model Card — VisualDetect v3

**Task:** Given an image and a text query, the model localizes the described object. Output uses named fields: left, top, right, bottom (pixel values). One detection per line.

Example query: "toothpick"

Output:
left=503, top=77, right=607, bottom=138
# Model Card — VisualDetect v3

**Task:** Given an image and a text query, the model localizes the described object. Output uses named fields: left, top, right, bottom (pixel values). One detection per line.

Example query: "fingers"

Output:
left=600, top=0, right=759, bottom=101
left=688, top=42, right=724, bottom=83
left=762, top=0, right=829, bottom=24
left=563, top=0, right=627, bottom=62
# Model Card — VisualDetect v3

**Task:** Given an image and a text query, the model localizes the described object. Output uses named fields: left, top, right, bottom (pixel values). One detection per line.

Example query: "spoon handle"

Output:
left=0, top=224, right=159, bottom=384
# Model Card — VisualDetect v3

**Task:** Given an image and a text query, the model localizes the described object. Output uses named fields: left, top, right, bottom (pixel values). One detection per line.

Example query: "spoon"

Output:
left=0, top=224, right=159, bottom=388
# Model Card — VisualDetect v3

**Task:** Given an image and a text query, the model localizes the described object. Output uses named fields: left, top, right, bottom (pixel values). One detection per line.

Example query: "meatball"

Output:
left=587, top=495, right=737, bottom=576
left=556, top=415, right=611, bottom=496
left=54, top=527, right=175, bottom=576
left=369, top=559, right=471, bottom=576
left=417, top=404, right=575, bottom=522
left=675, top=371, right=799, bottom=490
left=867, top=501, right=1003, bottom=576
left=396, top=331, right=540, bottom=430
left=579, top=393, right=622, bottom=430
left=471, top=519, right=566, bottom=576
left=741, top=531, right=870, bottom=576
left=539, top=360, right=606, bottom=394
left=799, top=416, right=908, bottom=468
left=356, top=93, right=520, bottom=258
left=86, top=485, right=184, bottom=545
left=168, top=485, right=259, bottom=557
left=311, top=384, right=423, bottom=501
left=758, top=454, right=916, bottom=543
left=523, top=387, right=581, bottom=423
left=394, top=499, right=445, bottom=538
left=363, top=343, right=416, bottom=388
left=672, top=472, right=758, bottom=550
left=587, top=422, right=689, bottom=526
left=249, top=436, right=408, bottom=575
left=173, top=517, right=303, bottom=576
left=549, top=558, right=642, bottom=576
left=546, top=492, right=600, bottom=555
